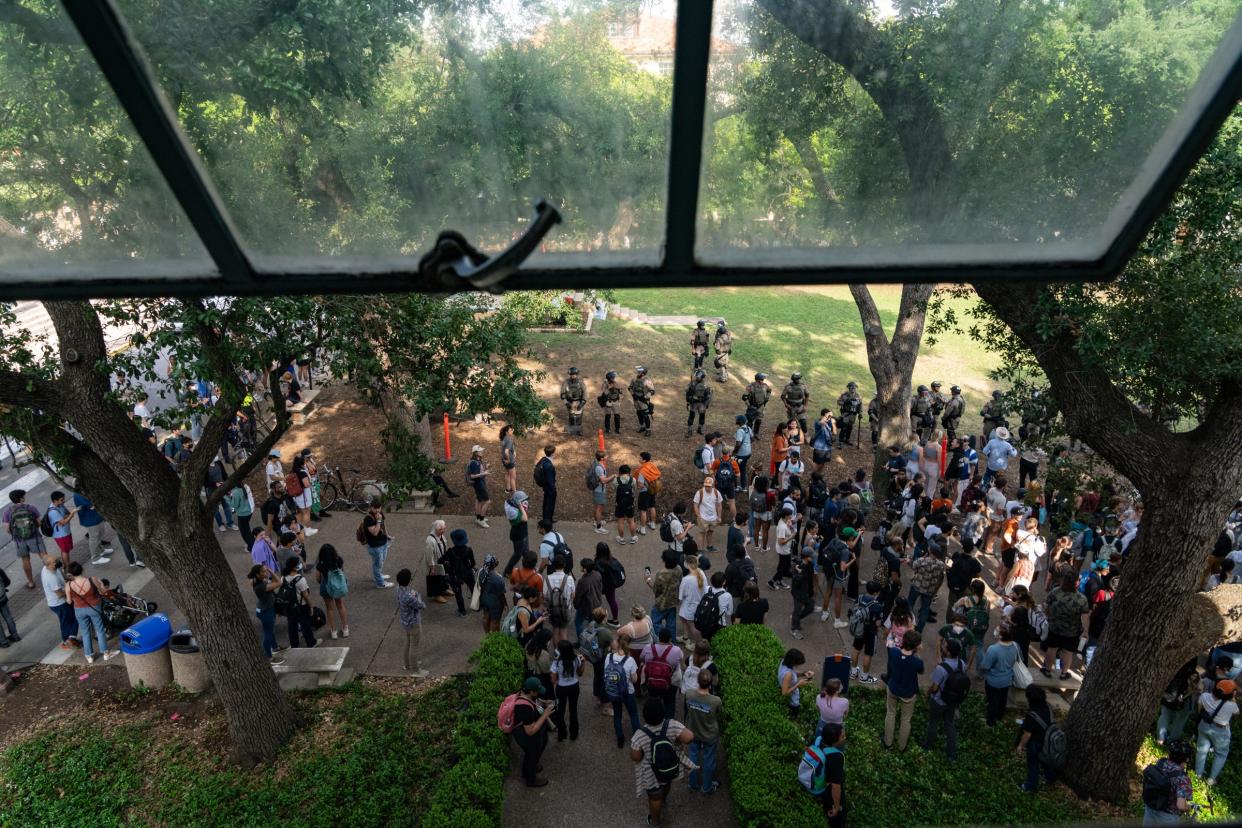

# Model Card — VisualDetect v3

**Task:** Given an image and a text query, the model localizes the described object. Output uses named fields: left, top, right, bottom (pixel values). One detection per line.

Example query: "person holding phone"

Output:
left=512, top=676, right=556, bottom=787
left=46, top=491, right=77, bottom=568
left=778, top=648, right=814, bottom=720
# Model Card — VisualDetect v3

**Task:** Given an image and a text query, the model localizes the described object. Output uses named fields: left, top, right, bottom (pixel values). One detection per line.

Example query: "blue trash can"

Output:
left=120, top=613, right=174, bottom=689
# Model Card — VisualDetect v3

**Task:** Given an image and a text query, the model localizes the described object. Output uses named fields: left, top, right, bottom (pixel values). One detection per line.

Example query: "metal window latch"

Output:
left=418, top=199, right=562, bottom=292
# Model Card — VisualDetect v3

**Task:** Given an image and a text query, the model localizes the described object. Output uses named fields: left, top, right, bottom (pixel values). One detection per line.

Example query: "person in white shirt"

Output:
left=132, top=393, right=152, bottom=427
left=667, top=503, right=692, bottom=554
left=700, top=573, right=734, bottom=630
left=693, top=478, right=724, bottom=552
left=767, top=508, right=796, bottom=590
left=777, top=447, right=805, bottom=491
left=538, top=521, right=567, bottom=572
left=543, top=558, right=576, bottom=646
left=264, top=449, right=284, bottom=487
left=678, top=557, right=707, bottom=646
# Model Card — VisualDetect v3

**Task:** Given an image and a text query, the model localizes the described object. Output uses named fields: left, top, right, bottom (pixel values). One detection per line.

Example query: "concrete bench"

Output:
left=405, top=490, right=435, bottom=513
left=289, top=388, right=322, bottom=426
left=1008, top=685, right=1072, bottom=717
left=271, top=645, right=348, bottom=687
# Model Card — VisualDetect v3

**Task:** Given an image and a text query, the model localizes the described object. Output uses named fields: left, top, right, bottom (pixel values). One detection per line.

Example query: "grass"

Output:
left=610, top=286, right=1001, bottom=433
left=0, top=679, right=466, bottom=828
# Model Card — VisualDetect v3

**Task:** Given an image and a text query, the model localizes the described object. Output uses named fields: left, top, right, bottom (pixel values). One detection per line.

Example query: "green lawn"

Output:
left=0, top=680, right=464, bottom=828
left=613, top=286, right=1000, bottom=433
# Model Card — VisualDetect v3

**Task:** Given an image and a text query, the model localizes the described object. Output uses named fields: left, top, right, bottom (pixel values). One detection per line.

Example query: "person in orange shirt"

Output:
left=769, top=422, right=790, bottom=477
left=996, top=505, right=1024, bottom=588
left=510, top=552, right=544, bottom=609
left=635, top=452, right=662, bottom=533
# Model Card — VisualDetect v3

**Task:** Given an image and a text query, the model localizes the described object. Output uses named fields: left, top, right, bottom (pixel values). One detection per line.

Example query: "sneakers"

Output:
left=820, top=610, right=831, bottom=622
left=594, top=525, right=608, bottom=535
left=330, top=630, right=339, bottom=640
left=616, top=536, right=626, bottom=544
left=412, top=668, right=430, bottom=679
left=376, top=582, right=395, bottom=589
left=91, top=557, right=111, bottom=566
left=475, top=517, right=490, bottom=528
left=216, top=525, right=227, bottom=533
left=767, top=579, right=778, bottom=591
left=860, top=674, right=879, bottom=685
left=639, top=526, right=648, bottom=535
left=102, top=650, right=119, bottom=661
left=629, top=537, right=639, bottom=545
left=309, top=640, right=321, bottom=648
left=341, top=626, right=350, bottom=638
left=304, top=527, right=319, bottom=536
left=791, top=630, right=805, bottom=640
left=850, top=667, right=860, bottom=679
left=647, top=521, right=657, bottom=530
left=833, top=619, right=849, bottom=629
left=270, top=655, right=286, bottom=666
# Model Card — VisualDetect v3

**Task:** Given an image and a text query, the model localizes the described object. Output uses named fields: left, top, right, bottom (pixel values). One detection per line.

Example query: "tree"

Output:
left=748, top=0, right=1241, bottom=801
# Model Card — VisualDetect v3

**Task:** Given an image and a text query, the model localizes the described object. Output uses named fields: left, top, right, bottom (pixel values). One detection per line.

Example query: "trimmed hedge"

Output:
left=423, top=633, right=524, bottom=828
left=712, top=625, right=825, bottom=827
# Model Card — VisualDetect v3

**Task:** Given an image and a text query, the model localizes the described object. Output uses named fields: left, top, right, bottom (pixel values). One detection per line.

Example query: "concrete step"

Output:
left=332, top=666, right=357, bottom=687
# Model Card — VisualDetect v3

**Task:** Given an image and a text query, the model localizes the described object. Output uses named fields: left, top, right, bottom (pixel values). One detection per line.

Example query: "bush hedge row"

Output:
left=424, top=633, right=524, bottom=828
left=712, top=625, right=825, bottom=827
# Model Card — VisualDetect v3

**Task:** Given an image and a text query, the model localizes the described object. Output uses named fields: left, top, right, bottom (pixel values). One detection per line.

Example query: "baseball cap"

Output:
left=471, top=444, right=484, bottom=453
left=269, top=449, right=281, bottom=458
left=1219, top=680, right=1237, bottom=695
left=840, top=527, right=859, bottom=540
left=523, top=676, right=544, bottom=693
left=1091, top=559, right=1110, bottom=571
left=735, top=415, right=747, bottom=424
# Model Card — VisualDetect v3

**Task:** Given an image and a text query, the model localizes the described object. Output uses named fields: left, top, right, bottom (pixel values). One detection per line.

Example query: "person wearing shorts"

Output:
left=47, top=492, right=76, bottom=567
left=467, top=445, right=491, bottom=528
left=3, top=490, right=44, bottom=589
left=850, top=581, right=884, bottom=684
left=591, top=452, right=613, bottom=534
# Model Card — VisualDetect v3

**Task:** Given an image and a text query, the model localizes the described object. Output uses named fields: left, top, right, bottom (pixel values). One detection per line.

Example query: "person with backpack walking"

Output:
left=3, top=489, right=44, bottom=589
left=589, top=451, right=614, bottom=535
left=314, top=544, right=350, bottom=640
left=1141, top=739, right=1193, bottom=824
left=800, top=722, right=847, bottom=827
left=595, top=543, right=624, bottom=625
left=615, top=464, right=638, bottom=545
left=533, top=445, right=557, bottom=525
left=695, top=572, right=732, bottom=642
left=636, top=452, right=662, bottom=533
left=285, top=454, right=317, bottom=536
left=631, top=696, right=696, bottom=828
left=466, top=445, right=491, bottom=528
left=224, top=482, right=256, bottom=551
left=749, top=476, right=774, bottom=551
left=503, top=491, right=532, bottom=577
left=604, top=634, right=641, bottom=747
left=1194, top=678, right=1239, bottom=785
left=1040, top=572, right=1088, bottom=680
left=823, top=527, right=860, bottom=629
left=46, top=491, right=77, bottom=568
left=506, top=676, right=555, bottom=787
left=280, top=557, right=318, bottom=650
left=733, top=415, right=754, bottom=489
left=646, top=549, right=682, bottom=640
left=922, top=638, right=970, bottom=760
left=642, top=627, right=683, bottom=720
left=709, top=447, right=741, bottom=524
left=1016, top=685, right=1059, bottom=792
left=542, top=554, right=575, bottom=646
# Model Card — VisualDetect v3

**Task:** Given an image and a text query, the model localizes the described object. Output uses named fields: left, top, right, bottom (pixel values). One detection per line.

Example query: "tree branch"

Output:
left=0, top=367, right=61, bottom=411
left=0, top=1, right=76, bottom=45
left=848, top=284, right=891, bottom=367
left=788, top=130, right=842, bottom=206
left=890, top=284, right=934, bottom=369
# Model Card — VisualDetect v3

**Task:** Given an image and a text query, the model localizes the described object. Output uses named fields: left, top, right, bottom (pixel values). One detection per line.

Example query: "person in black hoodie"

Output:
left=444, top=528, right=477, bottom=617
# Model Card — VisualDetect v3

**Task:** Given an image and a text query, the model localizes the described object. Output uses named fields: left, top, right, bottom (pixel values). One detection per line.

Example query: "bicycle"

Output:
left=318, top=465, right=387, bottom=514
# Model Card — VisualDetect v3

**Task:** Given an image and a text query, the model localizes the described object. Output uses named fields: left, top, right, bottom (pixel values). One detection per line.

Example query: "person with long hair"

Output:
left=678, top=555, right=707, bottom=647
left=314, top=543, right=350, bottom=639
left=248, top=563, right=282, bottom=661
left=499, top=424, right=518, bottom=495
left=749, top=475, right=773, bottom=551
left=769, top=422, right=790, bottom=477
left=288, top=454, right=316, bottom=535
left=594, top=543, right=622, bottom=625
left=550, top=639, right=584, bottom=741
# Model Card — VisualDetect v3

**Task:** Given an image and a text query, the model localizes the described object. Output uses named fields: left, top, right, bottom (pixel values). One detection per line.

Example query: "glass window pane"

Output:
left=697, top=0, right=1241, bottom=267
left=115, top=0, right=674, bottom=268
left=0, top=2, right=211, bottom=279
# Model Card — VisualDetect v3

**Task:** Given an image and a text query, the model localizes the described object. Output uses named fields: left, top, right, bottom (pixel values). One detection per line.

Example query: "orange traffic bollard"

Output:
left=443, top=412, right=452, bottom=462
left=598, top=429, right=606, bottom=453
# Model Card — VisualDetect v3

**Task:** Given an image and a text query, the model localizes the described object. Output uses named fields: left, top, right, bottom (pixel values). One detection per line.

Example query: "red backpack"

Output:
left=497, top=693, right=535, bottom=734
left=644, top=645, right=675, bottom=692
left=284, top=471, right=304, bottom=497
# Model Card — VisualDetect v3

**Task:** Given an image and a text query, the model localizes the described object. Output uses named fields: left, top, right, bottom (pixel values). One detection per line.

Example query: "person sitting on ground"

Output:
left=1142, top=739, right=1193, bottom=824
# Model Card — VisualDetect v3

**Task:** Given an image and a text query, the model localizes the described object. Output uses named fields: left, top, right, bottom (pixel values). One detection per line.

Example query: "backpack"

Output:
left=640, top=721, right=681, bottom=785
left=616, top=477, right=634, bottom=504
left=500, top=604, right=524, bottom=638
left=284, top=471, right=304, bottom=497
left=693, top=446, right=708, bottom=471
left=645, top=644, right=675, bottom=692
left=1141, top=763, right=1175, bottom=812
left=847, top=601, right=870, bottom=640
left=356, top=520, right=368, bottom=545
left=325, top=567, right=349, bottom=599
left=274, top=578, right=299, bottom=616
left=607, top=559, right=626, bottom=588
left=547, top=533, right=573, bottom=569
left=798, top=743, right=841, bottom=796
left=939, top=661, right=972, bottom=707
left=532, top=458, right=549, bottom=488
left=965, top=601, right=990, bottom=639
left=39, top=510, right=54, bottom=538
left=659, top=514, right=676, bottom=544
left=694, top=588, right=723, bottom=639
left=1029, top=711, right=1067, bottom=769
left=9, top=506, right=36, bottom=540
left=585, top=464, right=601, bottom=492
left=714, top=462, right=736, bottom=494
left=682, top=658, right=712, bottom=694
left=579, top=622, right=602, bottom=662
left=497, top=693, right=535, bottom=734
left=603, top=654, right=629, bottom=700
left=548, top=575, right=572, bottom=626
left=1030, top=606, right=1050, bottom=641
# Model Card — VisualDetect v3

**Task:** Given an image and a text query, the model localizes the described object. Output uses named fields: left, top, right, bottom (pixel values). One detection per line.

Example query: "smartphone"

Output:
left=644, top=566, right=652, bottom=576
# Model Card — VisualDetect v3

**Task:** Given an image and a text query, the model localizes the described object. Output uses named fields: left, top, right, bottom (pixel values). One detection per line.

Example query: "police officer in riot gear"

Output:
left=929, top=381, right=947, bottom=419
left=690, top=320, right=710, bottom=370
left=940, top=385, right=965, bottom=443
left=837, top=381, right=863, bottom=448
left=980, top=390, right=1008, bottom=446
left=629, top=366, right=655, bottom=437
left=559, top=367, right=587, bottom=435
left=601, top=371, right=623, bottom=434
left=743, top=372, right=772, bottom=436
left=685, top=369, right=713, bottom=437
left=781, top=372, right=810, bottom=434
left=867, top=396, right=879, bottom=446
left=910, top=384, right=934, bottom=439
left=713, top=320, right=733, bottom=382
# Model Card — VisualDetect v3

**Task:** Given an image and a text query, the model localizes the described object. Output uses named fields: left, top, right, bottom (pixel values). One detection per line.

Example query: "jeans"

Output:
left=688, top=740, right=719, bottom=792
left=116, top=534, right=139, bottom=565
left=908, top=587, right=935, bottom=633
left=258, top=605, right=277, bottom=657
left=923, top=699, right=958, bottom=758
left=574, top=609, right=589, bottom=643
left=1084, top=637, right=1100, bottom=667
left=884, top=689, right=916, bottom=749
left=553, top=682, right=581, bottom=740
left=367, top=543, right=388, bottom=587
left=612, top=693, right=640, bottom=744
left=74, top=605, right=107, bottom=658
left=1143, top=806, right=1183, bottom=824
left=1156, top=700, right=1194, bottom=742
left=0, top=599, right=17, bottom=639
left=1195, top=721, right=1231, bottom=781
left=1022, top=738, right=1056, bottom=791
left=792, top=594, right=814, bottom=631
left=403, top=624, right=421, bottom=670
left=51, top=603, right=79, bottom=642
left=651, top=606, right=677, bottom=640
left=214, top=497, right=235, bottom=529
left=985, top=681, right=1009, bottom=726
left=287, top=604, right=317, bottom=648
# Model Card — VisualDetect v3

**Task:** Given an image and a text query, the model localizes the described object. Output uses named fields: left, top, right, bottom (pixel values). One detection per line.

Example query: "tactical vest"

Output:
left=629, top=378, right=651, bottom=400
left=563, top=380, right=585, bottom=401
left=605, top=384, right=622, bottom=403
left=911, top=396, right=930, bottom=416
left=692, top=330, right=710, bottom=349
left=839, top=392, right=861, bottom=416
left=784, top=383, right=806, bottom=406
left=746, top=382, right=770, bottom=407
left=943, top=396, right=964, bottom=420
left=714, top=332, right=732, bottom=353
left=688, top=382, right=709, bottom=403
left=982, top=401, right=1005, bottom=421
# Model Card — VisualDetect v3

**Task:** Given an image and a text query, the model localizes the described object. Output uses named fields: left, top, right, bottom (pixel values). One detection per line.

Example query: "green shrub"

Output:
left=423, top=633, right=524, bottom=826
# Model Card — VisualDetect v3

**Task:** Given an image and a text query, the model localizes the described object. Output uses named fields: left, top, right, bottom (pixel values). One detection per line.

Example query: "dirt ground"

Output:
left=285, top=331, right=885, bottom=523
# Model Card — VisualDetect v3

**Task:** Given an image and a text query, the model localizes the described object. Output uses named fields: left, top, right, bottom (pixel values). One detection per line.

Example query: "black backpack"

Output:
left=547, top=532, right=573, bottom=570
left=659, top=514, right=676, bottom=544
left=714, top=462, right=736, bottom=494
left=641, top=721, right=681, bottom=784
left=939, top=661, right=971, bottom=707
left=694, top=589, right=724, bottom=639
left=617, top=477, right=634, bottom=503
left=1141, top=763, right=1174, bottom=812
left=274, top=578, right=299, bottom=616
left=533, top=458, right=549, bottom=488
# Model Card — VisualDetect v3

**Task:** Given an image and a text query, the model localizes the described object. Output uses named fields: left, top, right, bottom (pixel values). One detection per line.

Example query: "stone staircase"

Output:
left=569, top=292, right=721, bottom=328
